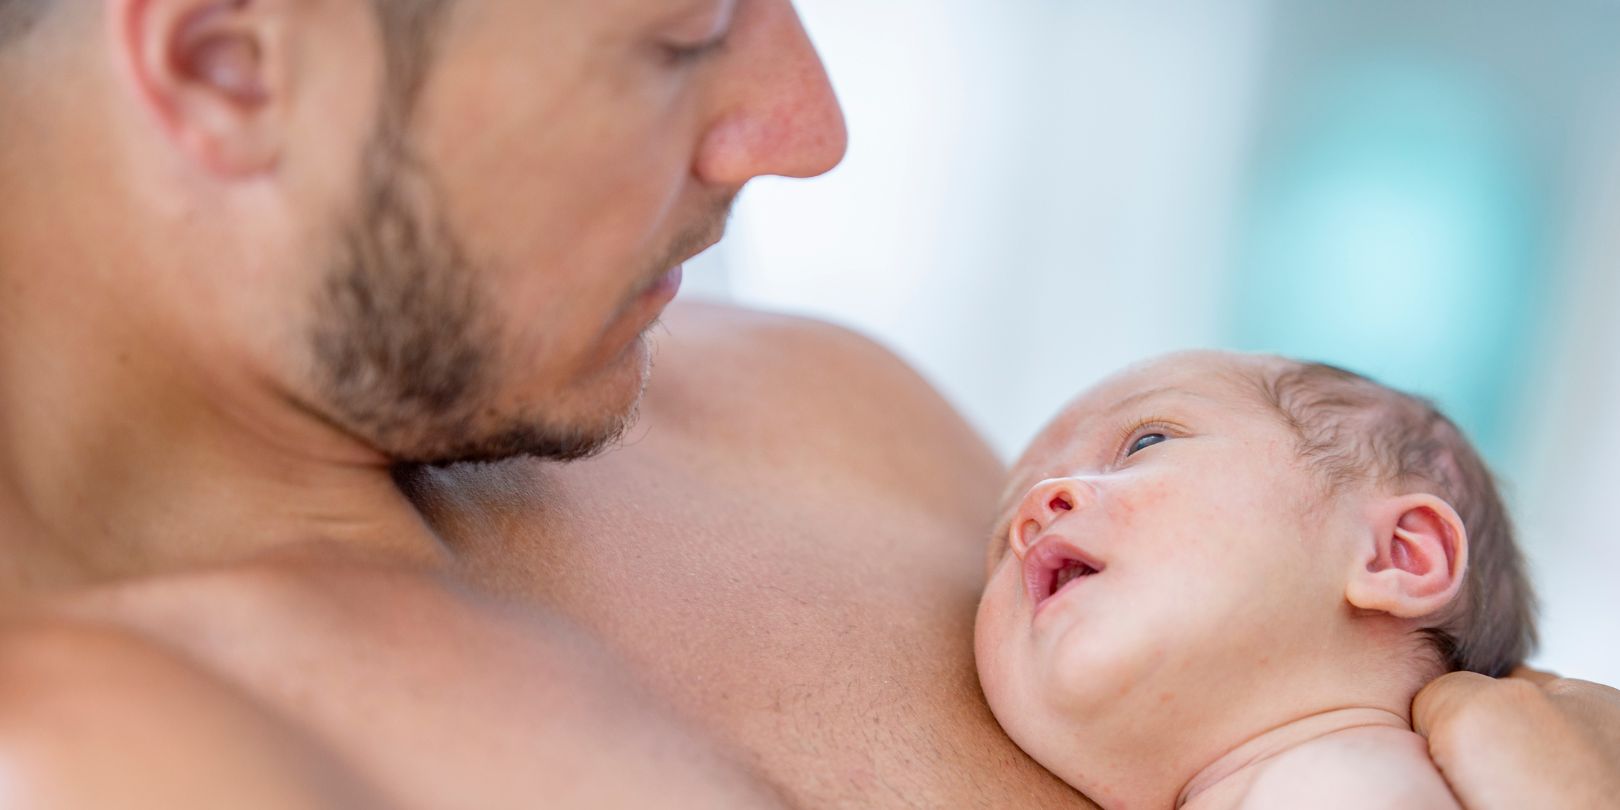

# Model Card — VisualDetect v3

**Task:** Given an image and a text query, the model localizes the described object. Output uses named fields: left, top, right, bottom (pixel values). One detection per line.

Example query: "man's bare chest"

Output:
left=426, top=456, right=1093, bottom=809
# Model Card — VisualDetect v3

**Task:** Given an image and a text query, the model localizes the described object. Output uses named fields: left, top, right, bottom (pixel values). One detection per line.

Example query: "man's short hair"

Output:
left=1256, top=361, right=1537, bottom=678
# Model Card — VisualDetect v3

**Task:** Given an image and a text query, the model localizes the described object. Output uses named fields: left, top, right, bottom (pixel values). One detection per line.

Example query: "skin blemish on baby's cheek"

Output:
left=1113, top=478, right=1170, bottom=528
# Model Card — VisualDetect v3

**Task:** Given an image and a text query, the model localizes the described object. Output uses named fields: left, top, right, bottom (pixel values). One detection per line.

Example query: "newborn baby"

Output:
left=975, top=351, right=1536, bottom=809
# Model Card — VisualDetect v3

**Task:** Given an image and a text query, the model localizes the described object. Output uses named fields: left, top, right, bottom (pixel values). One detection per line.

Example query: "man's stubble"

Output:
left=307, top=3, right=731, bottom=469
left=308, top=114, right=640, bottom=468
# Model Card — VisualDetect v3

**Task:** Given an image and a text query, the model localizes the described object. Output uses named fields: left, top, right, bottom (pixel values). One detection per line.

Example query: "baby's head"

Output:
left=974, top=350, right=1535, bottom=807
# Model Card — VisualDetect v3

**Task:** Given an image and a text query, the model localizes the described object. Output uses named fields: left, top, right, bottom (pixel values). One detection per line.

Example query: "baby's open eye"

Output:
left=1127, top=433, right=1168, bottom=456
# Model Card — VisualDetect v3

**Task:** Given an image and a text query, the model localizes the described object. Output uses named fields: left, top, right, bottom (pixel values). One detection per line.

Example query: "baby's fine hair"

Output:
left=1254, top=361, right=1536, bottom=677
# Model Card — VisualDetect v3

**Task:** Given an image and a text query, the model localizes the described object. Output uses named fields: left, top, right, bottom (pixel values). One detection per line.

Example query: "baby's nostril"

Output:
left=1019, top=519, right=1041, bottom=547
left=1048, top=494, right=1074, bottom=513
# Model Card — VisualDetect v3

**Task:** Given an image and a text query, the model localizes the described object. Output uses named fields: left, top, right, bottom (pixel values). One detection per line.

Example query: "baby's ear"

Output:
left=1345, top=493, right=1468, bottom=619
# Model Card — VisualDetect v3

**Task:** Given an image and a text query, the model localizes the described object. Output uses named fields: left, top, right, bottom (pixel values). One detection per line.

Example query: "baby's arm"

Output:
left=1238, top=725, right=1461, bottom=809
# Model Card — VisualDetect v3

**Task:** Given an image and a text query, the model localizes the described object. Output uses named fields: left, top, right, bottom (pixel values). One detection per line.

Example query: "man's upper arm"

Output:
left=0, top=619, right=372, bottom=809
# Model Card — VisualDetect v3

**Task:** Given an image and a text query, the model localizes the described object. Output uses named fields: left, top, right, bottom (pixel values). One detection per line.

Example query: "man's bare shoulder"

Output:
left=44, top=558, right=786, bottom=810
left=1236, top=726, right=1460, bottom=809
left=0, top=615, right=371, bottom=809
left=653, top=301, right=983, bottom=438
left=650, top=301, right=1004, bottom=516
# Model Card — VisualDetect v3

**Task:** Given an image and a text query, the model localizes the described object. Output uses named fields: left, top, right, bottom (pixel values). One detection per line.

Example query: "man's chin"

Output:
left=377, top=326, right=655, bottom=468
left=406, top=406, right=635, bottom=467
left=431, top=348, right=651, bottom=466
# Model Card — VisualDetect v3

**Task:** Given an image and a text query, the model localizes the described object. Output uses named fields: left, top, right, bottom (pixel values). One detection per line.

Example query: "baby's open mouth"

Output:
left=1022, top=537, right=1105, bottom=613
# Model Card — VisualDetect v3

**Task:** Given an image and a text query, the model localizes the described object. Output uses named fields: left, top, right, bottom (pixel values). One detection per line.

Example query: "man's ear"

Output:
left=114, top=0, right=287, bottom=175
left=1346, top=493, right=1468, bottom=619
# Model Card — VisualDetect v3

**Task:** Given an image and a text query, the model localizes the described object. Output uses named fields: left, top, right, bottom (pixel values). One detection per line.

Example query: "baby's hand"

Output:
left=1414, top=667, right=1620, bottom=809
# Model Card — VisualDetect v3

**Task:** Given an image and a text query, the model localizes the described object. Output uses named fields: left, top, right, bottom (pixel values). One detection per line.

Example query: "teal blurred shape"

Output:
left=1230, top=58, right=1547, bottom=465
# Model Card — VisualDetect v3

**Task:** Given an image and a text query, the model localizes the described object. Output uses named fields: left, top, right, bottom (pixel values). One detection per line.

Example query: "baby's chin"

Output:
left=1042, top=613, right=1161, bottom=699
left=987, top=629, right=1164, bottom=747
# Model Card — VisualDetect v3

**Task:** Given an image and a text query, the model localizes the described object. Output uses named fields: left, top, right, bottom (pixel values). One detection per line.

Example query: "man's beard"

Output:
left=307, top=125, right=636, bottom=467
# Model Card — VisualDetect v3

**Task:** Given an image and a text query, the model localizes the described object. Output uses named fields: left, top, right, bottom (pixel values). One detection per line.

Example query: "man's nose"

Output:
left=1008, top=478, right=1090, bottom=559
left=693, top=0, right=849, bottom=187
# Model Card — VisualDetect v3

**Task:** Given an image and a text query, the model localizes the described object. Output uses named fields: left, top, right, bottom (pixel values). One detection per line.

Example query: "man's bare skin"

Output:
left=408, top=302, right=1095, bottom=808
left=12, top=302, right=1618, bottom=810
left=0, top=0, right=841, bottom=805
left=37, top=548, right=785, bottom=808
left=0, top=618, right=376, bottom=809
left=16, top=302, right=1086, bottom=809
left=0, top=0, right=1616, bottom=806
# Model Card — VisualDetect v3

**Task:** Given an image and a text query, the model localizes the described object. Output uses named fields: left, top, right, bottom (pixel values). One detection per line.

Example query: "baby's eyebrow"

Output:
left=1103, top=385, right=1185, bottom=417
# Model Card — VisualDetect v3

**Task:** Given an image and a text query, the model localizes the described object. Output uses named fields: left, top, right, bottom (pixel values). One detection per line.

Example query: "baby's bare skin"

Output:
left=1183, top=709, right=1458, bottom=809
left=976, top=352, right=1478, bottom=808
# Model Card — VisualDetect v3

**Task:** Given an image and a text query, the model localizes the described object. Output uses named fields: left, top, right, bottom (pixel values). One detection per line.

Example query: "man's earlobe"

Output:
left=1346, top=494, right=1468, bottom=620
left=116, top=0, right=284, bottom=175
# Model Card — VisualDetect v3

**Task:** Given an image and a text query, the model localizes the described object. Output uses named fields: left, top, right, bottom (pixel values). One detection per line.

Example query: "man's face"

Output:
left=304, top=0, right=846, bottom=463
left=973, top=353, right=1359, bottom=783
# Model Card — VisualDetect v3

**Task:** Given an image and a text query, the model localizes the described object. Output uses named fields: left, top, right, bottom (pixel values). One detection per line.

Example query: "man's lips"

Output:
left=640, top=264, right=683, bottom=303
left=587, top=265, right=685, bottom=370
left=612, top=264, right=685, bottom=331
left=1022, top=535, right=1105, bottom=615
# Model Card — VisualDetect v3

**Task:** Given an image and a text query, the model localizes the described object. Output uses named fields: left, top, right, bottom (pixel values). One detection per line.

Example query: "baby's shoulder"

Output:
left=1240, top=726, right=1460, bottom=809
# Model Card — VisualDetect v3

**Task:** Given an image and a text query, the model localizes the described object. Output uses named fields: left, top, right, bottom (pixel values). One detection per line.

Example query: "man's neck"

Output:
left=0, top=279, right=449, bottom=592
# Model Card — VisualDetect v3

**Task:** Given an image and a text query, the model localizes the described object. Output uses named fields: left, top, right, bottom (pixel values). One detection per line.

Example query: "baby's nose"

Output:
left=1009, top=478, right=1087, bottom=558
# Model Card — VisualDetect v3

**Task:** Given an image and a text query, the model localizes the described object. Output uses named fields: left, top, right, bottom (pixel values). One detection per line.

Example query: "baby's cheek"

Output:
left=974, top=573, right=1023, bottom=691
left=1110, top=476, right=1175, bottom=525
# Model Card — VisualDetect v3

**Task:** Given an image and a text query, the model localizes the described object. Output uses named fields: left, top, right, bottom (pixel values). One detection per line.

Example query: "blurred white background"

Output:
left=684, top=1, right=1620, bottom=683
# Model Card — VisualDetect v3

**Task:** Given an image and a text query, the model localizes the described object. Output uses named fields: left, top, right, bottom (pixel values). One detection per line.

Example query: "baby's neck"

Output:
left=1177, top=706, right=1410, bottom=808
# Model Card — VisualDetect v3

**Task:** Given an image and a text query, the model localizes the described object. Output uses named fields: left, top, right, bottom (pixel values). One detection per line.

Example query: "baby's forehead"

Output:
left=1037, top=351, right=1277, bottom=439
left=1092, top=351, right=1284, bottom=404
